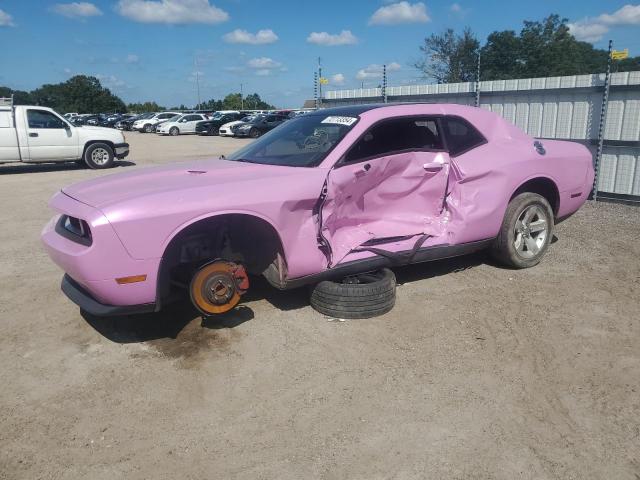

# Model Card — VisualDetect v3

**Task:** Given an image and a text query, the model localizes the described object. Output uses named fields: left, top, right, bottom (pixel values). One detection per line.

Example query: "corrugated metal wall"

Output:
left=324, top=72, right=640, bottom=200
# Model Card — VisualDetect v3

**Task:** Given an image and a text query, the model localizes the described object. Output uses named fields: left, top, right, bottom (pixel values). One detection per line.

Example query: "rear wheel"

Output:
left=249, top=128, right=261, bottom=138
left=310, top=268, right=396, bottom=319
left=208, top=126, right=219, bottom=136
left=491, top=192, right=554, bottom=268
left=84, top=143, right=114, bottom=169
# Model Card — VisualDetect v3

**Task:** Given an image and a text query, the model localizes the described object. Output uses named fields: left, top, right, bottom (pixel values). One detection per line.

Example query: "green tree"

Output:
left=0, top=87, right=33, bottom=104
left=128, top=101, right=165, bottom=112
left=29, top=75, right=126, bottom=113
left=414, top=27, right=480, bottom=83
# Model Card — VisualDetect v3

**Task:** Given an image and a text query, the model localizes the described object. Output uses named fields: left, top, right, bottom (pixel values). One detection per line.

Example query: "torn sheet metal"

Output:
left=318, top=151, right=450, bottom=266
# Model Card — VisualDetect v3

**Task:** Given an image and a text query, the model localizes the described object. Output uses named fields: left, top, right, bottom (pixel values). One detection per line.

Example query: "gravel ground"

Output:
left=1, top=132, right=639, bottom=479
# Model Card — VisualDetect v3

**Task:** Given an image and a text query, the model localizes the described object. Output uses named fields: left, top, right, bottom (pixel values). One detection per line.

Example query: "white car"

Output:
left=219, top=115, right=257, bottom=137
left=156, top=113, right=209, bottom=136
left=0, top=101, right=128, bottom=169
left=132, top=112, right=180, bottom=133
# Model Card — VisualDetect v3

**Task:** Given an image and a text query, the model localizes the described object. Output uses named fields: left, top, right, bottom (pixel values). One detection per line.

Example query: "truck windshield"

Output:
left=225, top=114, right=358, bottom=167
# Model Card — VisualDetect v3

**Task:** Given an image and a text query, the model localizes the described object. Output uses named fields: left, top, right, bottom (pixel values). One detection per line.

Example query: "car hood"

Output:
left=62, top=158, right=319, bottom=209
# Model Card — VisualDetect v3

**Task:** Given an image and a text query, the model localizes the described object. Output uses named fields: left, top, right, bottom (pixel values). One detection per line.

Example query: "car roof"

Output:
left=309, top=103, right=530, bottom=142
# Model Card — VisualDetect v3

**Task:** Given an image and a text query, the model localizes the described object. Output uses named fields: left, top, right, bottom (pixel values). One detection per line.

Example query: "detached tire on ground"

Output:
left=310, top=268, right=396, bottom=319
left=84, top=143, right=114, bottom=169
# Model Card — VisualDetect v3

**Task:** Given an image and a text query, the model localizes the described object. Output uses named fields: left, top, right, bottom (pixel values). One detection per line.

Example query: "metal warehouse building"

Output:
left=322, top=72, right=640, bottom=203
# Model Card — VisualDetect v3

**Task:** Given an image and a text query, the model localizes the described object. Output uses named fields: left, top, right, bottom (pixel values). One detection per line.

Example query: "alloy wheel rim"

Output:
left=514, top=205, right=548, bottom=258
left=91, top=148, right=109, bottom=165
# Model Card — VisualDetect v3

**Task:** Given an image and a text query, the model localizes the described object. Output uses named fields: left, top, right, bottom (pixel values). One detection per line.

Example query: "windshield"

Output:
left=226, top=114, right=358, bottom=167
left=246, top=115, right=265, bottom=124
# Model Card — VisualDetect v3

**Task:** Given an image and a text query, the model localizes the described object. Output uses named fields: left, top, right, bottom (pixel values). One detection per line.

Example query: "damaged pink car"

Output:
left=42, top=104, right=594, bottom=319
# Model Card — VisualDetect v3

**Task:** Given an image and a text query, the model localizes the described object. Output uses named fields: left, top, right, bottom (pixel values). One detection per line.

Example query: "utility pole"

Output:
left=314, top=71, right=319, bottom=109
left=240, top=83, right=244, bottom=110
left=593, top=39, right=613, bottom=201
left=194, top=56, right=201, bottom=110
left=475, top=51, right=481, bottom=107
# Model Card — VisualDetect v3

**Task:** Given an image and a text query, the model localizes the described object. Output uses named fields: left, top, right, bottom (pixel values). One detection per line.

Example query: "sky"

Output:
left=0, top=0, right=639, bottom=108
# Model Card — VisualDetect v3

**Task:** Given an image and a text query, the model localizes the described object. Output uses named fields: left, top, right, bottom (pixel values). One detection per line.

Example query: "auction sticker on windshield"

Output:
left=321, top=116, right=358, bottom=126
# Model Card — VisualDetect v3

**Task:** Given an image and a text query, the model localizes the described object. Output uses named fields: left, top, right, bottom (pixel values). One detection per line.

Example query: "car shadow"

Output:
left=81, top=300, right=255, bottom=344
left=394, top=251, right=489, bottom=285
left=0, top=160, right=135, bottom=175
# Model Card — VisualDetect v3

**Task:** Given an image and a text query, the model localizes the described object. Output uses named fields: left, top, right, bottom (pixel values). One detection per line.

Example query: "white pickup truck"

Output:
left=0, top=99, right=129, bottom=169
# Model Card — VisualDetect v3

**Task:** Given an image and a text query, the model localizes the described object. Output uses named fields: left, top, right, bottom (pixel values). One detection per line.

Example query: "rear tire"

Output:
left=310, top=268, right=396, bottom=319
left=250, top=128, right=261, bottom=138
left=491, top=192, right=554, bottom=268
left=84, top=143, right=114, bottom=169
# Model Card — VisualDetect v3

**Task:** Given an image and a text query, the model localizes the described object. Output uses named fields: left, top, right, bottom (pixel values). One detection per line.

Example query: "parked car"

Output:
left=131, top=112, right=180, bottom=133
left=41, top=103, right=594, bottom=319
left=156, top=113, right=209, bottom=136
left=195, top=112, right=245, bottom=136
left=218, top=115, right=256, bottom=137
left=234, top=113, right=288, bottom=138
left=115, top=113, right=150, bottom=131
left=0, top=101, right=129, bottom=169
left=151, top=114, right=181, bottom=133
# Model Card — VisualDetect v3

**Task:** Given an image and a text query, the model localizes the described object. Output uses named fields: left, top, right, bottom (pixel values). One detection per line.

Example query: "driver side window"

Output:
left=344, top=116, right=443, bottom=163
left=27, top=109, right=66, bottom=129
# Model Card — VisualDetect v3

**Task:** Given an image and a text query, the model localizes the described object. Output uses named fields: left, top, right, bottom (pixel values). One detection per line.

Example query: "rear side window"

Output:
left=443, top=117, right=485, bottom=156
left=344, top=116, right=443, bottom=163
left=27, top=109, right=66, bottom=129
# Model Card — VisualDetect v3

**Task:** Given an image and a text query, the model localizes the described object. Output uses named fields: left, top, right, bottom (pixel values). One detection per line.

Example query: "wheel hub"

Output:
left=190, top=261, right=249, bottom=315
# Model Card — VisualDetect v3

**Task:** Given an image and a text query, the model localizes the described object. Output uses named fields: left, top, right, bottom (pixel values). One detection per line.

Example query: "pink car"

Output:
left=42, top=104, right=594, bottom=318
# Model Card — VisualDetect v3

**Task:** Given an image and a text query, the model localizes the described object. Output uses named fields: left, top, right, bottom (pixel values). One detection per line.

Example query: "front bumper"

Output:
left=114, top=142, right=129, bottom=159
left=62, top=274, right=156, bottom=317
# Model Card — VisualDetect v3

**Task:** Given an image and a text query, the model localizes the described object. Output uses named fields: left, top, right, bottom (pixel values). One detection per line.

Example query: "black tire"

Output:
left=491, top=192, right=554, bottom=268
left=170, top=127, right=179, bottom=136
left=83, top=143, right=114, bottom=169
left=249, top=128, right=261, bottom=138
left=310, top=268, right=396, bottom=319
left=143, top=123, right=153, bottom=133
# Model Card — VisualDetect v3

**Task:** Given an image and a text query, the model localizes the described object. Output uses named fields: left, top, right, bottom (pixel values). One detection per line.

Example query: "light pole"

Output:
left=240, top=83, right=244, bottom=110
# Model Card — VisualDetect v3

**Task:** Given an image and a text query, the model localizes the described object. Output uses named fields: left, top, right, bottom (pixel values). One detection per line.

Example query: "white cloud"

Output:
left=223, top=28, right=278, bottom=45
left=450, top=2, right=462, bottom=13
left=331, top=73, right=345, bottom=85
left=369, top=2, right=429, bottom=25
left=307, top=30, right=358, bottom=46
left=567, top=22, right=609, bottom=42
left=0, top=9, right=15, bottom=26
left=255, top=69, right=271, bottom=76
left=247, top=57, right=282, bottom=69
left=125, top=54, right=139, bottom=64
left=569, top=4, right=640, bottom=42
left=116, top=0, right=228, bottom=24
left=51, top=2, right=103, bottom=18
left=356, top=62, right=400, bottom=80
left=96, top=74, right=126, bottom=88
left=449, top=2, right=468, bottom=17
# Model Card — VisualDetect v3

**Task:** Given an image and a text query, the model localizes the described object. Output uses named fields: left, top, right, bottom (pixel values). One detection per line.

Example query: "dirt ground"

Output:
left=1, top=132, right=639, bottom=479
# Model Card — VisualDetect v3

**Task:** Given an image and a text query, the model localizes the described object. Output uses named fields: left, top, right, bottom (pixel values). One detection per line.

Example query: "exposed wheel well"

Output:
left=83, top=140, right=114, bottom=158
left=156, top=214, right=286, bottom=306
left=512, top=177, right=560, bottom=216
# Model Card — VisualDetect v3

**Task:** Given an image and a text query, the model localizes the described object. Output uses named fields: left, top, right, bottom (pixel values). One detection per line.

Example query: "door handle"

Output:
left=355, top=163, right=371, bottom=178
left=29, top=132, right=39, bottom=137
left=423, top=162, right=443, bottom=171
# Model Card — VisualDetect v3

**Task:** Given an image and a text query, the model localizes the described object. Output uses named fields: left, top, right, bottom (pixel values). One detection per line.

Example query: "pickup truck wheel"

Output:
left=84, top=143, right=114, bottom=169
left=143, top=124, right=153, bottom=133
left=491, top=192, right=554, bottom=268
left=170, top=127, right=179, bottom=136
left=310, top=268, right=396, bottom=319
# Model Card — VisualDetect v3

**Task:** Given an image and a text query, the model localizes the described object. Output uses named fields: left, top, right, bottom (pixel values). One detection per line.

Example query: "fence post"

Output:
left=382, top=64, right=387, bottom=103
left=593, top=39, right=613, bottom=201
left=474, top=51, right=481, bottom=107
